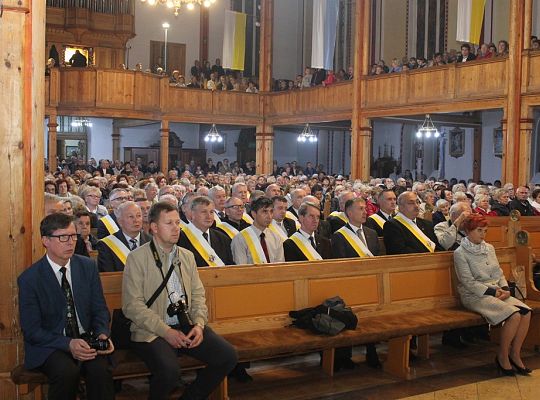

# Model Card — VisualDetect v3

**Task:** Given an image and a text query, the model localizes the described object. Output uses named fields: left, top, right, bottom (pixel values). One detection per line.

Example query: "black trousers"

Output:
left=37, top=350, right=114, bottom=400
left=131, top=326, right=238, bottom=400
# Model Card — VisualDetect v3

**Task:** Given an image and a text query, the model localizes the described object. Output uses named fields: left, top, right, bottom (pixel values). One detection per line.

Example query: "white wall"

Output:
left=88, top=118, right=114, bottom=161
left=480, top=109, right=503, bottom=184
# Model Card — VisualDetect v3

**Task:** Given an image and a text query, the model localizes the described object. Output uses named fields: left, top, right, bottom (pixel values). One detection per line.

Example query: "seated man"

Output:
left=215, top=196, right=251, bottom=239
left=284, top=201, right=332, bottom=261
left=434, top=202, right=472, bottom=251
left=97, top=201, right=152, bottom=272
left=269, top=195, right=297, bottom=240
left=302, top=194, right=332, bottom=239
left=208, top=185, right=227, bottom=224
left=18, top=213, right=113, bottom=400
left=365, top=188, right=396, bottom=236
left=123, top=202, right=238, bottom=400
left=231, top=197, right=285, bottom=264
left=177, top=196, right=234, bottom=267
left=327, top=191, right=355, bottom=233
left=96, top=188, right=131, bottom=239
left=287, top=188, right=306, bottom=221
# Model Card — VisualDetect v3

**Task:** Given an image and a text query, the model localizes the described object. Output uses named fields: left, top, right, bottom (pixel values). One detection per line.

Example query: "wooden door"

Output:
left=150, top=41, right=186, bottom=75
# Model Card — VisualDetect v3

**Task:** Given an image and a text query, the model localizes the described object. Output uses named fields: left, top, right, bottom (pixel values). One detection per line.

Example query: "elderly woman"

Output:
left=474, top=193, right=497, bottom=216
left=454, top=214, right=531, bottom=375
left=491, top=188, right=511, bottom=216
left=80, top=185, right=108, bottom=223
left=432, top=198, right=450, bottom=226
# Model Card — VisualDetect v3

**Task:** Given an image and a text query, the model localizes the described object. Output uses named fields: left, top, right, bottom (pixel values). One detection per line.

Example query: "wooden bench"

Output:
left=12, top=243, right=540, bottom=399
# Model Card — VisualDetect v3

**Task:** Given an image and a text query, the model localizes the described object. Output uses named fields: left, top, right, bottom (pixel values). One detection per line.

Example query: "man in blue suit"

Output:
left=18, top=213, right=114, bottom=400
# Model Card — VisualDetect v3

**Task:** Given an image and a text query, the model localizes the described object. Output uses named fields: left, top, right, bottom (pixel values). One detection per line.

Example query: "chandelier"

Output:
left=415, top=114, right=440, bottom=138
left=204, top=124, right=223, bottom=143
left=71, top=118, right=92, bottom=128
left=140, top=0, right=217, bottom=16
left=297, top=124, right=318, bottom=143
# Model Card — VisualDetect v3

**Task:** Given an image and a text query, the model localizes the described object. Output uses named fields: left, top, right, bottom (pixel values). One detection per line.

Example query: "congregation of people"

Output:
left=18, top=154, right=540, bottom=400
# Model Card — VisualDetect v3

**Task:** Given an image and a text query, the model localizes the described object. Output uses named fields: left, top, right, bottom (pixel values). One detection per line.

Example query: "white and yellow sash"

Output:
left=179, top=220, right=188, bottom=230
left=101, top=214, right=119, bottom=235
left=213, top=211, right=222, bottom=224
left=182, top=223, right=224, bottom=267
left=394, top=214, right=435, bottom=253
left=285, top=212, right=301, bottom=230
left=101, top=234, right=130, bottom=265
left=240, top=227, right=268, bottom=264
left=329, top=211, right=348, bottom=223
left=216, top=221, right=239, bottom=239
left=336, top=226, right=374, bottom=258
left=269, top=220, right=288, bottom=242
left=290, top=232, right=322, bottom=261
left=242, top=212, right=253, bottom=225
left=368, top=213, right=386, bottom=229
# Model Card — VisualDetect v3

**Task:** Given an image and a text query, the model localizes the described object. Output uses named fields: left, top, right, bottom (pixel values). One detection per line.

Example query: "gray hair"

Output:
left=298, top=201, right=320, bottom=217
left=208, top=185, right=225, bottom=200
left=190, top=196, right=213, bottom=211
left=114, top=201, right=140, bottom=218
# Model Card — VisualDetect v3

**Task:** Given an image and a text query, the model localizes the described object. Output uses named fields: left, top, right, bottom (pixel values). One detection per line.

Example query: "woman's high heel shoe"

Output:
left=495, top=357, right=515, bottom=376
left=509, top=357, right=532, bottom=375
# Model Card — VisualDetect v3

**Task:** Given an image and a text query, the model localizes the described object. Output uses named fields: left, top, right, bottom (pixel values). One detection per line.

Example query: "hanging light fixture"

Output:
left=140, top=0, right=217, bottom=17
left=204, top=124, right=223, bottom=143
left=297, top=123, right=318, bottom=143
left=71, top=117, right=92, bottom=128
left=416, top=114, right=440, bottom=139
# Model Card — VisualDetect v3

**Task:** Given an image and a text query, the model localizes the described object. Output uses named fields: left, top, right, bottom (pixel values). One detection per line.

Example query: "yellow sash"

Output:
left=213, top=212, right=222, bottom=224
left=181, top=224, right=224, bottom=267
left=336, top=226, right=373, bottom=258
left=216, top=222, right=239, bottom=239
left=269, top=220, right=288, bottom=242
left=368, top=213, right=386, bottom=229
left=179, top=220, right=188, bottom=230
left=101, top=214, right=119, bottom=235
left=101, top=235, right=130, bottom=265
left=329, top=211, right=348, bottom=223
left=240, top=228, right=266, bottom=264
left=394, top=214, right=435, bottom=253
left=290, top=232, right=322, bottom=261
left=242, top=212, right=253, bottom=225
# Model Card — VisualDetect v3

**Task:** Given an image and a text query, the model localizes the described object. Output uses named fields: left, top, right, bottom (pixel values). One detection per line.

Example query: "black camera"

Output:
left=167, top=294, right=193, bottom=334
left=81, top=331, right=110, bottom=351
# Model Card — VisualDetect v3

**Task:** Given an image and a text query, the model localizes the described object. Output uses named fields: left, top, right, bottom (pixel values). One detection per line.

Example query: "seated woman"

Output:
left=454, top=214, right=531, bottom=376
left=490, top=188, right=511, bottom=216
left=474, top=193, right=497, bottom=216
left=432, top=198, right=450, bottom=226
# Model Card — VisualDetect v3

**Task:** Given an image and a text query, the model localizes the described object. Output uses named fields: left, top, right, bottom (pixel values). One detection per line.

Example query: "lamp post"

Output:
left=162, top=22, right=170, bottom=73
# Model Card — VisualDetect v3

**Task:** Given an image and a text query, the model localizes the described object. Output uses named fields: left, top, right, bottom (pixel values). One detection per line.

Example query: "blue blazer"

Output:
left=17, top=255, right=110, bottom=369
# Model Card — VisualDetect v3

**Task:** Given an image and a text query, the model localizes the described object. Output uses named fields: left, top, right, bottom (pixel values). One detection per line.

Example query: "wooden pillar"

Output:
left=350, top=0, right=371, bottom=180
left=160, top=120, right=170, bottom=175
left=200, top=7, right=209, bottom=63
left=112, top=125, right=121, bottom=162
left=524, top=0, right=533, bottom=49
left=503, top=0, right=525, bottom=185
left=256, top=124, right=274, bottom=175
left=0, top=0, right=46, bottom=396
left=472, top=127, right=482, bottom=183
left=259, top=0, right=273, bottom=92
left=519, top=111, right=534, bottom=185
left=48, top=114, right=58, bottom=173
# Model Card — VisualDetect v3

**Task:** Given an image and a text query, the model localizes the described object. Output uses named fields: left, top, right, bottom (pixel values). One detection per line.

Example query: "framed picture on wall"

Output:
left=211, top=133, right=226, bottom=155
left=449, top=127, right=465, bottom=158
left=493, top=127, right=503, bottom=158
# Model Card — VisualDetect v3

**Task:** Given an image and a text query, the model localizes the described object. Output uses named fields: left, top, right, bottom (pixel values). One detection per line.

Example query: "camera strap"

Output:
left=147, top=240, right=179, bottom=308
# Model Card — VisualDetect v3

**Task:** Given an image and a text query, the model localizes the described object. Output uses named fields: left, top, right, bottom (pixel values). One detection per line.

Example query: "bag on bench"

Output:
left=289, top=296, right=358, bottom=336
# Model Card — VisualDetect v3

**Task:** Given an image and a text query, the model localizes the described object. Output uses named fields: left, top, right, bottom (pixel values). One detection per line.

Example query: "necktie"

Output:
left=309, top=236, right=317, bottom=250
left=219, top=211, right=225, bottom=219
left=357, top=229, right=367, bottom=246
left=129, top=238, right=138, bottom=250
left=59, top=267, right=80, bottom=338
left=388, top=213, right=394, bottom=220
left=260, top=232, right=271, bottom=262
left=202, top=232, right=209, bottom=242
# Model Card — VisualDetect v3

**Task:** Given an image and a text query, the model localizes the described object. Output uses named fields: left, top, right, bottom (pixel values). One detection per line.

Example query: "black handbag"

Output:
left=111, top=260, right=177, bottom=349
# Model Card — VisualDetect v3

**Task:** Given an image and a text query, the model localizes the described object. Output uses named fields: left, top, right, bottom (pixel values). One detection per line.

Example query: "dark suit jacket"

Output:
left=456, top=53, right=476, bottom=62
left=97, top=168, right=114, bottom=177
left=327, top=214, right=347, bottom=234
left=287, top=206, right=298, bottom=219
left=284, top=233, right=333, bottom=261
left=331, top=224, right=380, bottom=258
left=17, top=255, right=110, bottom=369
left=178, top=228, right=234, bottom=267
left=509, top=199, right=535, bottom=216
left=213, top=216, right=250, bottom=233
left=364, top=210, right=389, bottom=237
left=317, top=219, right=332, bottom=240
left=96, top=212, right=119, bottom=239
left=383, top=217, right=443, bottom=255
left=97, top=230, right=152, bottom=272
left=283, top=217, right=297, bottom=237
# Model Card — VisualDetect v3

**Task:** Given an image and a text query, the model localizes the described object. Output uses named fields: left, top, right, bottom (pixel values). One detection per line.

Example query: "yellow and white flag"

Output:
left=456, top=0, right=486, bottom=45
left=223, top=10, right=247, bottom=71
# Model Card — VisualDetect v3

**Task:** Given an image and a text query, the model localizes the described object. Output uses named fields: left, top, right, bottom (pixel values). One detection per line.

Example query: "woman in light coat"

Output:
left=454, top=214, right=531, bottom=376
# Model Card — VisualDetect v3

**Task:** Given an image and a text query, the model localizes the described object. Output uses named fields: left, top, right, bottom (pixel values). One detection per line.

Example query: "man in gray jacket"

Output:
left=122, top=202, right=237, bottom=400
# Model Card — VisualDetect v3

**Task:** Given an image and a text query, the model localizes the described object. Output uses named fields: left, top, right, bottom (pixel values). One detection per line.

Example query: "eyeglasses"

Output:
left=48, top=234, right=78, bottom=242
left=111, top=196, right=129, bottom=202
left=226, top=205, right=245, bottom=210
left=86, top=194, right=101, bottom=199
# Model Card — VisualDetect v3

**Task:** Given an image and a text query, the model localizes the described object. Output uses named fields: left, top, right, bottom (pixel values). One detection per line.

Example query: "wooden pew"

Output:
left=12, top=245, right=540, bottom=398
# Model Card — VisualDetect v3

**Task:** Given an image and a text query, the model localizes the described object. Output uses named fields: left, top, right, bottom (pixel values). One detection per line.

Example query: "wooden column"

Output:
left=350, top=0, right=371, bottom=180
left=519, top=112, right=534, bottom=185
left=259, top=0, right=273, bottom=92
left=112, top=125, right=121, bottom=162
left=256, top=124, right=274, bottom=175
left=524, top=0, right=533, bottom=49
left=160, top=120, right=170, bottom=175
left=472, top=127, right=482, bottom=183
left=503, top=0, right=525, bottom=185
left=200, top=7, right=210, bottom=63
left=0, top=0, right=46, bottom=396
left=48, top=114, right=58, bottom=172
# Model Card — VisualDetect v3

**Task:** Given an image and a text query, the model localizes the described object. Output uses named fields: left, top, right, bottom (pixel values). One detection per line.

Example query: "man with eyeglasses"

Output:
left=18, top=213, right=114, bottom=400
left=96, top=188, right=131, bottom=239
left=509, top=186, right=535, bottom=216
left=214, top=197, right=251, bottom=239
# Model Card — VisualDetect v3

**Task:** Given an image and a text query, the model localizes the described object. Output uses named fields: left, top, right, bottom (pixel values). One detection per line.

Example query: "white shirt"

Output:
left=348, top=222, right=367, bottom=244
left=46, top=255, right=85, bottom=335
left=123, top=232, right=141, bottom=249
left=274, top=219, right=289, bottom=236
left=299, top=229, right=316, bottom=243
left=231, top=225, right=285, bottom=265
left=188, top=222, right=211, bottom=246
